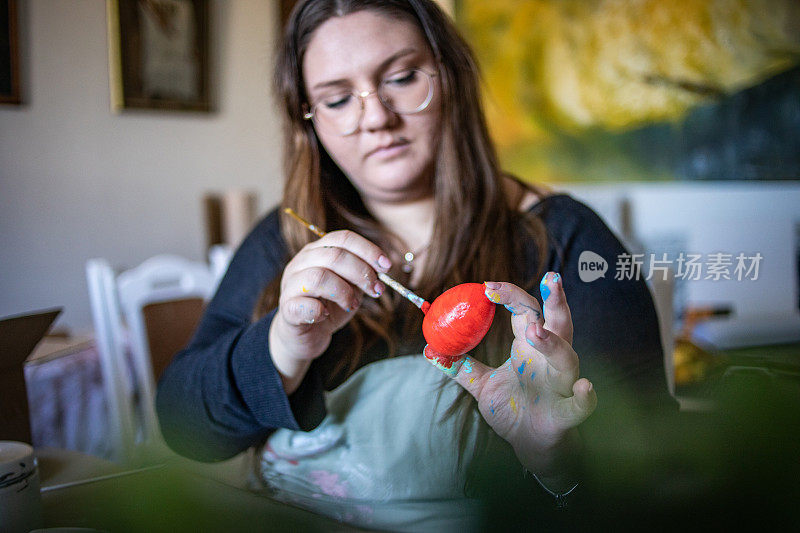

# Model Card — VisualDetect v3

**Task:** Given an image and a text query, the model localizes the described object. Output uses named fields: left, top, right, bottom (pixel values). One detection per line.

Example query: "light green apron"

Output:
left=254, top=355, right=517, bottom=531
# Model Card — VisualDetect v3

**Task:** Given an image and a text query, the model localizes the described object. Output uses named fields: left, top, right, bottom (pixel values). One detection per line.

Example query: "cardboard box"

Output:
left=0, top=308, right=61, bottom=443
left=26, top=333, right=93, bottom=367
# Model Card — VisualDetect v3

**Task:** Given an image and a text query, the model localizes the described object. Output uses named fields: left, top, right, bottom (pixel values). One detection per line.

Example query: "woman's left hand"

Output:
left=427, top=273, right=597, bottom=484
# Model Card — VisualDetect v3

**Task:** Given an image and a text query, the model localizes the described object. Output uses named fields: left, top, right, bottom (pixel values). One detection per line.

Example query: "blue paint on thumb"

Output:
left=540, top=272, right=551, bottom=307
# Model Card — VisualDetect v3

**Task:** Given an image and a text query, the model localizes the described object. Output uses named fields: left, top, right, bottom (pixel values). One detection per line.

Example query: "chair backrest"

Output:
left=86, top=255, right=215, bottom=463
left=116, top=255, right=215, bottom=451
left=86, top=259, right=137, bottom=462
left=142, top=298, right=205, bottom=381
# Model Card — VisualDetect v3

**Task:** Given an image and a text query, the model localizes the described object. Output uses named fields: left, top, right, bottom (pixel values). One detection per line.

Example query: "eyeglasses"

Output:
left=304, top=68, right=437, bottom=136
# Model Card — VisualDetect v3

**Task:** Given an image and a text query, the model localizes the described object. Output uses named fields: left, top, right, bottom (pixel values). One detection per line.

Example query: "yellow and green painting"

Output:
left=455, top=0, right=800, bottom=182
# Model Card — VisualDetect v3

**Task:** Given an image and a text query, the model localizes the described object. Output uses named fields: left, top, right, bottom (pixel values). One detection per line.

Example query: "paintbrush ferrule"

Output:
left=377, top=272, right=427, bottom=311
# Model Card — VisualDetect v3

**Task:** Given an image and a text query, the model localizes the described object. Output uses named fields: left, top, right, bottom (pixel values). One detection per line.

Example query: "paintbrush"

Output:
left=285, top=208, right=497, bottom=368
left=284, top=208, right=431, bottom=313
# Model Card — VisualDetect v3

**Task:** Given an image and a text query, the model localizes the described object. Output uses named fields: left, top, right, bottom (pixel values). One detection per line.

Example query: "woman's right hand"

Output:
left=268, top=230, right=391, bottom=393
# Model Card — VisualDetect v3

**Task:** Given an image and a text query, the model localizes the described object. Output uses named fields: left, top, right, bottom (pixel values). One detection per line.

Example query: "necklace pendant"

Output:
left=402, top=251, right=415, bottom=273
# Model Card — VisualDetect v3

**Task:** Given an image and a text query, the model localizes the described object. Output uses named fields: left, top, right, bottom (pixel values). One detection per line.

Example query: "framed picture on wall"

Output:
left=455, top=0, right=800, bottom=182
left=0, top=0, right=21, bottom=105
left=107, top=0, right=210, bottom=112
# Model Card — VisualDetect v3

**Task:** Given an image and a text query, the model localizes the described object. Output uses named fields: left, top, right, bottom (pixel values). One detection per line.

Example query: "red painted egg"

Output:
left=422, top=282, right=495, bottom=359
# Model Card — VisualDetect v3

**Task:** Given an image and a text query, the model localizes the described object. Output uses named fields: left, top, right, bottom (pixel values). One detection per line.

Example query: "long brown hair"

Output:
left=261, top=0, right=547, bottom=436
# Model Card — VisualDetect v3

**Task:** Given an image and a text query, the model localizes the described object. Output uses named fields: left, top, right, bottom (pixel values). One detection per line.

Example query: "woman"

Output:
left=157, top=0, right=674, bottom=527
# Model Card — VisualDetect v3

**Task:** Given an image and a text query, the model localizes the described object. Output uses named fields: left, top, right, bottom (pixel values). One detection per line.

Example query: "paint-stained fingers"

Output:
left=509, top=339, right=542, bottom=373
left=525, top=322, right=578, bottom=397
left=540, top=272, right=573, bottom=345
left=450, top=355, right=494, bottom=399
left=484, top=281, right=544, bottom=339
left=281, top=267, right=363, bottom=315
left=554, top=378, right=597, bottom=427
left=307, top=229, right=392, bottom=274
left=280, top=296, right=330, bottom=326
left=286, top=244, right=386, bottom=298
left=423, top=346, right=465, bottom=378
left=421, top=349, right=498, bottom=401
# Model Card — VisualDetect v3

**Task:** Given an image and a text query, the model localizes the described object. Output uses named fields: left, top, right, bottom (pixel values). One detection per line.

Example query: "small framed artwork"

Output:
left=107, top=0, right=210, bottom=112
left=0, top=0, right=21, bottom=105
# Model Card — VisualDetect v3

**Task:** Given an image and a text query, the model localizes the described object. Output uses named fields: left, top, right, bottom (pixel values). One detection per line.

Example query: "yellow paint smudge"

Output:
left=301, top=285, right=309, bottom=293
left=485, top=290, right=503, bottom=303
left=469, top=378, right=474, bottom=384
left=510, top=397, right=517, bottom=414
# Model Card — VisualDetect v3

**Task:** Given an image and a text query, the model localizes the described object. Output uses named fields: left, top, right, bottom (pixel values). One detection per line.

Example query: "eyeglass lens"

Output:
left=312, top=69, right=433, bottom=135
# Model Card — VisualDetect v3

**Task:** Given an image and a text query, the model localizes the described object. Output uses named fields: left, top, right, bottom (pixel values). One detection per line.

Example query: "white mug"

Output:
left=0, top=441, right=43, bottom=533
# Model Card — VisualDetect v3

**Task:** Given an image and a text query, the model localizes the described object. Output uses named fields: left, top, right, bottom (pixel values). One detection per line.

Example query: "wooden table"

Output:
left=36, top=448, right=360, bottom=532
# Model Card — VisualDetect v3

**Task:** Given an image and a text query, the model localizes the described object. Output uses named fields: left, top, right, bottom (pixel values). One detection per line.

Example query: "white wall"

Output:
left=0, top=0, right=283, bottom=332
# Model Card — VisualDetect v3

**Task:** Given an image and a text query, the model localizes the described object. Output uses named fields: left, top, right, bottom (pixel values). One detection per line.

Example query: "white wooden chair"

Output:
left=86, top=258, right=137, bottom=463
left=86, top=255, right=215, bottom=464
